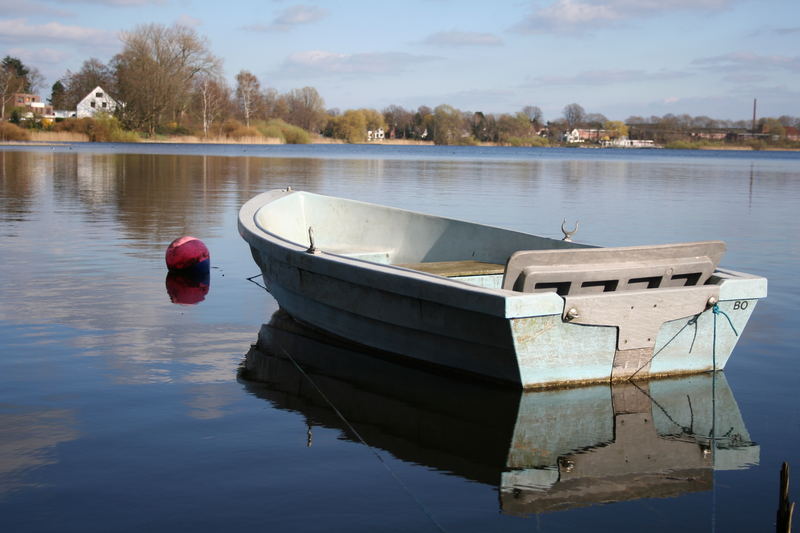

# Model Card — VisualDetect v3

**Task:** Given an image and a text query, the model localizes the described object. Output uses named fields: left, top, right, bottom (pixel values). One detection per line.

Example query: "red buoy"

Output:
left=166, top=236, right=210, bottom=273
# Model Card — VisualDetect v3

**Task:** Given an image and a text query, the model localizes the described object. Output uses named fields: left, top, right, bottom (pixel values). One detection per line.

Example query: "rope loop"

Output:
left=712, top=304, right=739, bottom=337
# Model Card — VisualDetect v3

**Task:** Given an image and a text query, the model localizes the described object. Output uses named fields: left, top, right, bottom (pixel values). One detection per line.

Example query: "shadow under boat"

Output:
left=240, top=310, right=759, bottom=516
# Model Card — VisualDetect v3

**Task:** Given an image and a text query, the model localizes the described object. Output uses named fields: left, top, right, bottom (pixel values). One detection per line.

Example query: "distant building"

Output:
left=691, top=131, right=728, bottom=141
left=12, top=93, right=39, bottom=107
left=53, top=110, right=76, bottom=119
left=563, top=129, right=583, bottom=143
left=563, top=128, right=607, bottom=143
left=600, top=137, right=656, bottom=148
left=76, top=86, right=118, bottom=118
left=367, top=128, right=385, bottom=142
left=11, top=93, right=54, bottom=117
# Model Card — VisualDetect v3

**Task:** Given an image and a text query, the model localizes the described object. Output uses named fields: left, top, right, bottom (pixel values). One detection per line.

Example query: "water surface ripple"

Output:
left=0, top=145, right=797, bottom=532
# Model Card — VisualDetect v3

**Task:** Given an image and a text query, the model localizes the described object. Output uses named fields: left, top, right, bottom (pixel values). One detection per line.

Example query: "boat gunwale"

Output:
left=238, top=190, right=767, bottom=319
left=238, top=190, right=568, bottom=318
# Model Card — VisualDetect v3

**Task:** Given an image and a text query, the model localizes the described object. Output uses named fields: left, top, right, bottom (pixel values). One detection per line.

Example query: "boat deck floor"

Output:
left=396, top=260, right=505, bottom=277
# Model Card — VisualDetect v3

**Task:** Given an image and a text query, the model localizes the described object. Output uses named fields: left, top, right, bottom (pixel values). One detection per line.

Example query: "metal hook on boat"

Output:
left=561, top=219, right=579, bottom=242
left=306, top=226, right=320, bottom=254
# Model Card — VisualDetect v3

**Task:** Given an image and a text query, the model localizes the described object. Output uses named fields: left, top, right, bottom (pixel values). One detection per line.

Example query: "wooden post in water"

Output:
left=778, top=462, right=795, bottom=533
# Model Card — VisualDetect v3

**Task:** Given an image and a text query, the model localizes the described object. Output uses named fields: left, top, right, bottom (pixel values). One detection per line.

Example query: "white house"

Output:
left=563, top=129, right=583, bottom=143
left=53, top=110, right=76, bottom=119
left=367, top=128, right=385, bottom=142
left=76, top=86, right=118, bottom=118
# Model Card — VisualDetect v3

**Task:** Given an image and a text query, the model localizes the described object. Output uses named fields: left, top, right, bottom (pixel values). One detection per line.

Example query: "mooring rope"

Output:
left=630, top=380, right=694, bottom=436
left=629, top=312, right=701, bottom=379
left=713, top=304, right=739, bottom=337
left=246, top=273, right=268, bottom=291
left=246, top=274, right=446, bottom=532
left=630, top=302, right=739, bottom=379
left=278, top=345, right=448, bottom=533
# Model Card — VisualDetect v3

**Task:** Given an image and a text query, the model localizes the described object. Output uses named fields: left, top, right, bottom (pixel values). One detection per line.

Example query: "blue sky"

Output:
left=1, top=0, right=798, bottom=121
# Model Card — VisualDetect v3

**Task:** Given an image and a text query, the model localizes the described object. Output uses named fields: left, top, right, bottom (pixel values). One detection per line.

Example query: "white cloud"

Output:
left=514, top=0, right=735, bottom=33
left=692, top=52, right=800, bottom=87
left=0, top=0, right=73, bottom=17
left=528, top=68, right=690, bottom=86
left=281, top=50, right=438, bottom=76
left=749, top=26, right=800, bottom=37
left=664, top=96, right=680, bottom=104
left=243, top=4, right=328, bottom=32
left=537, top=0, right=620, bottom=27
left=52, top=0, right=165, bottom=5
left=420, top=31, right=503, bottom=47
left=692, top=52, right=800, bottom=74
left=176, top=14, right=202, bottom=27
left=275, top=4, right=326, bottom=25
left=0, top=18, right=116, bottom=46
left=8, top=47, right=70, bottom=65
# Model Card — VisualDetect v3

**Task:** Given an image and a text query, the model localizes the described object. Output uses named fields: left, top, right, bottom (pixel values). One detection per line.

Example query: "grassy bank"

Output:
left=4, top=127, right=798, bottom=151
left=664, top=139, right=800, bottom=151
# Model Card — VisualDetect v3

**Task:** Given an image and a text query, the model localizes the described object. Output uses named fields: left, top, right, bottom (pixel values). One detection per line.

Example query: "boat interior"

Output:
left=257, top=191, right=726, bottom=295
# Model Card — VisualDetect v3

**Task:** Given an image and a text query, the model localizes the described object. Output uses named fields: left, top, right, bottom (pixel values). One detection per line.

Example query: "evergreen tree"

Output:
left=49, top=81, right=66, bottom=109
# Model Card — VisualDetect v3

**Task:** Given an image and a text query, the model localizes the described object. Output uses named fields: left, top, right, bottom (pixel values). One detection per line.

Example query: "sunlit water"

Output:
left=0, top=144, right=798, bottom=532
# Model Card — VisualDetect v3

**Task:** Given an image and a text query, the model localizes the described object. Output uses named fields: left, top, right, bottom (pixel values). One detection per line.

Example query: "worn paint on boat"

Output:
left=238, top=189, right=767, bottom=389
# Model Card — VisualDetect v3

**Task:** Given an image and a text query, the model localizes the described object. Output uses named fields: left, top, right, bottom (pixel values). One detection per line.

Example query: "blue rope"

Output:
left=708, top=304, right=743, bottom=530
left=712, top=304, right=739, bottom=337
left=711, top=303, right=738, bottom=371
left=632, top=302, right=739, bottom=378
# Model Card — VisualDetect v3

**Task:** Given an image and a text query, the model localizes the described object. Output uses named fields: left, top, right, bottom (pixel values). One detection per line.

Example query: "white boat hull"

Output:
left=239, top=189, right=767, bottom=388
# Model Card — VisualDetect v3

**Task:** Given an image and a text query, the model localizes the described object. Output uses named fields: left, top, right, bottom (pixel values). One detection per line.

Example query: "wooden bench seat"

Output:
left=502, top=241, right=726, bottom=295
left=396, top=260, right=505, bottom=278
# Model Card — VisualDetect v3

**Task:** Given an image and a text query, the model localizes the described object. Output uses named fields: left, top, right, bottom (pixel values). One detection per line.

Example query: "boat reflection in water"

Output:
left=240, top=311, right=759, bottom=515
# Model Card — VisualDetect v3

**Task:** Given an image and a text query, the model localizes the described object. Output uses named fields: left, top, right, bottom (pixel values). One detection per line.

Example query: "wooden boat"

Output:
left=238, top=189, right=767, bottom=389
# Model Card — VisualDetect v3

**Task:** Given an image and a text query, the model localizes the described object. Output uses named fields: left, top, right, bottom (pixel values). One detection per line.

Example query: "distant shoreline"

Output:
left=2, top=133, right=798, bottom=151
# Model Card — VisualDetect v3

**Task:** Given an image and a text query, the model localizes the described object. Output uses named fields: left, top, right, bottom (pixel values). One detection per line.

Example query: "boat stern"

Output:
left=508, top=267, right=766, bottom=389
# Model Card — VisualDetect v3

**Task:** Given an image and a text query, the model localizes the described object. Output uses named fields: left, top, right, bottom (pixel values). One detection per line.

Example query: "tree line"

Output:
left=2, top=22, right=799, bottom=146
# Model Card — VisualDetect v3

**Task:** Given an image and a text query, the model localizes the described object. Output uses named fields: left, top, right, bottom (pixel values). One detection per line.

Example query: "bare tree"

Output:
left=235, top=70, right=260, bottom=127
left=62, top=58, right=116, bottom=109
left=584, top=113, right=607, bottom=128
left=193, top=75, right=230, bottom=136
left=113, top=23, right=221, bottom=134
left=26, top=67, right=44, bottom=95
left=522, top=105, right=543, bottom=127
left=563, top=103, right=586, bottom=129
left=263, top=88, right=290, bottom=122
left=383, top=105, right=413, bottom=138
left=0, top=67, right=24, bottom=120
left=286, top=86, right=325, bottom=132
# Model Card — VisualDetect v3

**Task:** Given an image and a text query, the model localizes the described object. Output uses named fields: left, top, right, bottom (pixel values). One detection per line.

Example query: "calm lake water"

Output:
left=0, top=144, right=798, bottom=532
